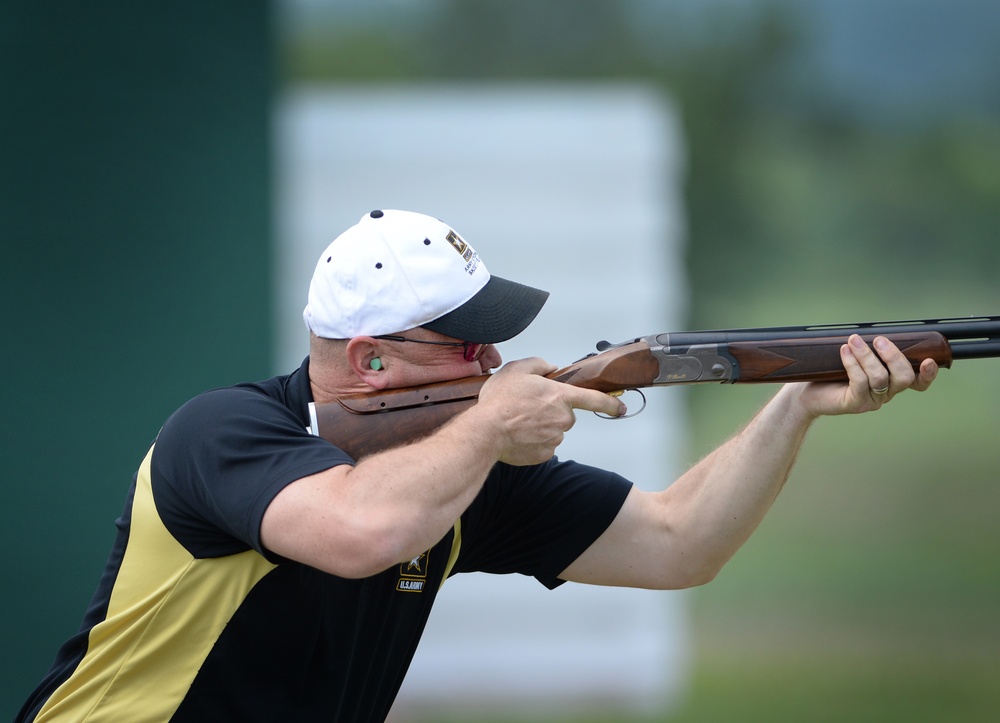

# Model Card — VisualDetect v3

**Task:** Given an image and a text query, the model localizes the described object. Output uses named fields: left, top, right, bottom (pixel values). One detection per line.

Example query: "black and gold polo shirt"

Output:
left=19, top=358, right=632, bottom=722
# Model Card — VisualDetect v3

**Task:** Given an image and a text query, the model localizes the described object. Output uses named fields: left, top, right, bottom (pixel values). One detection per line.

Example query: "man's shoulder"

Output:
left=158, top=368, right=307, bottom=446
left=172, top=384, right=282, bottom=426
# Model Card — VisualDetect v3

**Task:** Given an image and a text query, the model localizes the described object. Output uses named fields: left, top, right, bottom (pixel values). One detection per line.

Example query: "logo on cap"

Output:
left=446, top=230, right=480, bottom=276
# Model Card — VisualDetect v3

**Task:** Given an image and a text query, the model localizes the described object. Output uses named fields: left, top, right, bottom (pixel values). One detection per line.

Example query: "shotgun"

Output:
left=309, top=315, right=1000, bottom=458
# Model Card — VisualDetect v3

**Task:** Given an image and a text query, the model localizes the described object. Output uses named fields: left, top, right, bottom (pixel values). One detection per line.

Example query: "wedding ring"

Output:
left=871, top=385, right=890, bottom=395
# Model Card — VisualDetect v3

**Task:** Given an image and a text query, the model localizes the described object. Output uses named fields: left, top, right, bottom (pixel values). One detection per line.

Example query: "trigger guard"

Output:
left=595, top=388, right=646, bottom=420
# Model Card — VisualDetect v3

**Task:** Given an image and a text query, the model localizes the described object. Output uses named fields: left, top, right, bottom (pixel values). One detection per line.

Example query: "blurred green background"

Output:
left=3, top=1, right=998, bottom=720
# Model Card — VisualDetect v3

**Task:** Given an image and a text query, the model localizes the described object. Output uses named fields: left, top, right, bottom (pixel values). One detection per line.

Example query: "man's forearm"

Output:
left=660, top=384, right=816, bottom=583
left=342, top=403, right=505, bottom=567
left=333, top=362, right=618, bottom=573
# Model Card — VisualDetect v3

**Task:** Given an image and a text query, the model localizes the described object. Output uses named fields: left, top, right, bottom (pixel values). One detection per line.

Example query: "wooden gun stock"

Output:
left=311, top=315, right=1000, bottom=459
left=310, top=342, right=659, bottom=459
left=311, top=376, right=488, bottom=461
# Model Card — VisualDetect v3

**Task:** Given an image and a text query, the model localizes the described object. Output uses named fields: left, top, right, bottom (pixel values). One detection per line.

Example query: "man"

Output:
left=19, top=209, right=938, bottom=721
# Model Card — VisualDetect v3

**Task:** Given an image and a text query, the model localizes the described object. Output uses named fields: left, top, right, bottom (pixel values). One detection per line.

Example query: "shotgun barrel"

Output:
left=649, top=315, right=1000, bottom=360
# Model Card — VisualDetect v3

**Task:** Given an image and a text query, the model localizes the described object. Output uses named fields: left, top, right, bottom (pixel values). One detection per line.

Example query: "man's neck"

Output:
left=308, top=361, right=370, bottom=405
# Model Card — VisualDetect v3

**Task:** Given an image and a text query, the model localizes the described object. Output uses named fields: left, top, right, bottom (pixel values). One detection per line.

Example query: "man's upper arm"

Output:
left=557, top=487, right=694, bottom=590
left=152, top=387, right=353, bottom=560
left=258, top=463, right=381, bottom=577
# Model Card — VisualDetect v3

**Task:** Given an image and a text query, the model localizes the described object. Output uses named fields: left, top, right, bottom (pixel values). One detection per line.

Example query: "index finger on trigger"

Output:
left=566, top=385, right=627, bottom=418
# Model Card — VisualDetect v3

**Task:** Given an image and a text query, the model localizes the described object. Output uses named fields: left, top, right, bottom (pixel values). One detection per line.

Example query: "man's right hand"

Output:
left=475, top=357, right=626, bottom=466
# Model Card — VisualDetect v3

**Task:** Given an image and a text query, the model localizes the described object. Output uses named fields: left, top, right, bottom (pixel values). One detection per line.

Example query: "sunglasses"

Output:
left=373, top=335, right=488, bottom=362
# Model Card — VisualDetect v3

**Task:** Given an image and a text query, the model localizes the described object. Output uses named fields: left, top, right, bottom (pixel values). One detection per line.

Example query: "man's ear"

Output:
left=345, top=337, right=391, bottom=389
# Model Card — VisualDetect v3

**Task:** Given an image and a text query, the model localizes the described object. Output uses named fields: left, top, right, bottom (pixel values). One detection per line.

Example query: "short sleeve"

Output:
left=452, top=457, right=633, bottom=588
left=150, top=386, right=354, bottom=560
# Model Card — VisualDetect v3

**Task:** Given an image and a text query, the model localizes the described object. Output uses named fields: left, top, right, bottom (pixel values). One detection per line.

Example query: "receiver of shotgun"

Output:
left=309, top=315, right=1000, bottom=459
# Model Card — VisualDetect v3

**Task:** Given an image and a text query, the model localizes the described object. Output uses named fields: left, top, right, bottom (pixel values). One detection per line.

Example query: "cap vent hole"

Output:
left=375, top=262, right=383, bottom=269
left=423, top=238, right=431, bottom=245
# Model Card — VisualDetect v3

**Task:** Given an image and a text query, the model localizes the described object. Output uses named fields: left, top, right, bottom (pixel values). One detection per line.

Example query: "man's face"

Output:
left=374, top=328, right=503, bottom=387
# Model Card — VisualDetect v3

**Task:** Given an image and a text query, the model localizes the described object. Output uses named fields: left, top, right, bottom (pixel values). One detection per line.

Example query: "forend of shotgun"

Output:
left=634, top=330, right=954, bottom=385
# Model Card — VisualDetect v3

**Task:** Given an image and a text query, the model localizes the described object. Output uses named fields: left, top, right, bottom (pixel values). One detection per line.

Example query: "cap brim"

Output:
left=421, top=275, right=549, bottom=344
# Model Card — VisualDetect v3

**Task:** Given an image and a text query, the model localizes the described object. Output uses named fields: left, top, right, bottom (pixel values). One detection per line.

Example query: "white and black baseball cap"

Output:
left=303, top=210, right=549, bottom=344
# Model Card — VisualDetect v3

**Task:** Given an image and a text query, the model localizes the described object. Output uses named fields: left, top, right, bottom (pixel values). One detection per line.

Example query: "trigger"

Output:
left=595, top=388, right=646, bottom=420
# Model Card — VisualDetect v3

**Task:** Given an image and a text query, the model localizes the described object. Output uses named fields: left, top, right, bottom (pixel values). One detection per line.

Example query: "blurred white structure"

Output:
left=274, top=83, right=691, bottom=718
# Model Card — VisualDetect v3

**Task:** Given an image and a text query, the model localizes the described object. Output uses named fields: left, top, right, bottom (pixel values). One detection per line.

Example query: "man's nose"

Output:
left=480, top=344, right=502, bottom=371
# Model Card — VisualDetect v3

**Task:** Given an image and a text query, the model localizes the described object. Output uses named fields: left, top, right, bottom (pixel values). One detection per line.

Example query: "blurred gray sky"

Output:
left=281, top=0, right=1000, bottom=126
